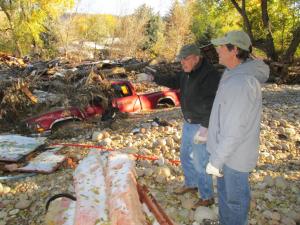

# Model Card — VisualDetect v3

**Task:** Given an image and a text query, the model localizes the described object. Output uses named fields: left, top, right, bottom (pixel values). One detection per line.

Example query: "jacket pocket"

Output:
left=218, top=104, right=221, bottom=134
left=216, top=104, right=221, bottom=144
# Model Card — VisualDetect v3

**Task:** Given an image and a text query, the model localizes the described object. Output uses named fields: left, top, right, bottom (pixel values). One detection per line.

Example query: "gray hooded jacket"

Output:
left=207, top=59, right=269, bottom=172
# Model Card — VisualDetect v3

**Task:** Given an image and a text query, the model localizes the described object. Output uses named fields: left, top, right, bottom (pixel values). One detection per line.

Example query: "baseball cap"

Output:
left=211, top=30, right=251, bottom=51
left=176, top=44, right=201, bottom=61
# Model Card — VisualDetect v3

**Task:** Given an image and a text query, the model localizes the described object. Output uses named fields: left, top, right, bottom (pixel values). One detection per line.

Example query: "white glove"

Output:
left=193, top=127, right=208, bottom=144
left=206, top=162, right=223, bottom=177
left=137, top=73, right=154, bottom=82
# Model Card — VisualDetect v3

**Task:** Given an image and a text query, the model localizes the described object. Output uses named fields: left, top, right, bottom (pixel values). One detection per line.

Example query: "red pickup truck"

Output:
left=25, top=80, right=180, bottom=134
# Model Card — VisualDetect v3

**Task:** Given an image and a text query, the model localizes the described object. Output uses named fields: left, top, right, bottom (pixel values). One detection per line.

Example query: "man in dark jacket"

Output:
left=138, top=44, right=221, bottom=208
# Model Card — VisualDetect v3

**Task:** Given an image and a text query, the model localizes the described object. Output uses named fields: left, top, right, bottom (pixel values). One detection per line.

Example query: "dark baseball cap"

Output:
left=176, top=44, right=201, bottom=61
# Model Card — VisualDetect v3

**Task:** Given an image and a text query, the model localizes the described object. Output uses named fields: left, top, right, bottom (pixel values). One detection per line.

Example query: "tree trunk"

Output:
left=230, top=0, right=255, bottom=42
left=230, top=0, right=279, bottom=61
left=0, top=2, right=22, bottom=57
left=261, top=0, right=278, bottom=61
left=282, top=25, right=300, bottom=63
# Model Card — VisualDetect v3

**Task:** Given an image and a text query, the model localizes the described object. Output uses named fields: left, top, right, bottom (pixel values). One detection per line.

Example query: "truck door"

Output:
left=112, top=83, right=142, bottom=112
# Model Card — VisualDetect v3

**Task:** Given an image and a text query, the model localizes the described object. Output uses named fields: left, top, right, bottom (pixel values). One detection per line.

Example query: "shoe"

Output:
left=202, top=219, right=220, bottom=225
left=191, top=198, right=215, bottom=209
left=173, top=186, right=197, bottom=194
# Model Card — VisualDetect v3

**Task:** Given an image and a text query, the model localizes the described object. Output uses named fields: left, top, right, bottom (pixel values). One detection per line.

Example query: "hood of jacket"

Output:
left=223, top=59, right=270, bottom=84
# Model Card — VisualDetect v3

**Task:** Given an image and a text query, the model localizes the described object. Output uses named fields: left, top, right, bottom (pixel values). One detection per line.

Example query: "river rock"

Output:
left=281, top=217, right=296, bottom=225
left=92, top=131, right=103, bottom=141
left=0, top=211, right=7, bottom=219
left=2, top=186, right=11, bottom=194
left=194, top=206, right=217, bottom=222
left=281, top=143, right=290, bottom=151
left=181, top=198, right=195, bottom=209
left=285, top=128, right=296, bottom=138
left=136, top=168, right=145, bottom=177
left=122, top=147, right=139, bottom=154
left=166, top=137, right=175, bottom=148
left=263, top=175, right=274, bottom=186
left=144, top=168, right=154, bottom=176
left=15, top=199, right=32, bottom=209
left=263, top=210, right=281, bottom=221
left=99, top=137, right=112, bottom=146
left=285, top=211, right=300, bottom=223
left=274, top=176, right=288, bottom=189
left=156, top=166, right=171, bottom=177
left=155, top=174, right=166, bottom=183
left=9, top=209, right=20, bottom=216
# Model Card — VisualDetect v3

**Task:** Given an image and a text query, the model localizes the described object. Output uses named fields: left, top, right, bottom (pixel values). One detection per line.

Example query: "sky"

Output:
left=74, top=0, right=174, bottom=16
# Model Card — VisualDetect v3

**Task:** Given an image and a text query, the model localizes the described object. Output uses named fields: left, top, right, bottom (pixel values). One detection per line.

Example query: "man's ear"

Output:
left=195, top=55, right=201, bottom=62
left=233, top=46, right=239, bottom=54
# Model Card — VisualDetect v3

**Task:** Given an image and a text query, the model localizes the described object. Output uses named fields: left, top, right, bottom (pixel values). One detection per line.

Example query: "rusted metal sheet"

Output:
left=0, top=135, right=45, bottom=162
left=137, top=183, right=175, bottom=225
left=16, top=146, right=65, bottom=173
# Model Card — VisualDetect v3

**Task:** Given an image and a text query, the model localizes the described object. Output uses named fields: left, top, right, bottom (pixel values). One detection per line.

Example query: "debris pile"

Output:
left=0, top=53, right=183, bottom=133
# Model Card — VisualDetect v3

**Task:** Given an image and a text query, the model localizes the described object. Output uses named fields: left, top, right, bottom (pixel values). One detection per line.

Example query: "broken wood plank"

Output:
left=21, top=85, right=38, bottom=104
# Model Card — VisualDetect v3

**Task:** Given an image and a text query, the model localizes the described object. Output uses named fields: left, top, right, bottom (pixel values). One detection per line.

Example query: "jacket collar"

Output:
left=192, top=57, right=203, bottom=71
left=189, top=57, right=206, bottom=77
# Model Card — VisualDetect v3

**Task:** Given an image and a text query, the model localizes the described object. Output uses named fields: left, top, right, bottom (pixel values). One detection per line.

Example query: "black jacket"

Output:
left=153, top=58, right=221, bottom=127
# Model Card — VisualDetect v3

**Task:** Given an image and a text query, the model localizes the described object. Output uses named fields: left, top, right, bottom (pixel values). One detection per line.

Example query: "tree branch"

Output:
left=230, top=0, right=254, bottom=42
left=283, top=25, right=300, bottom=62
left=260, top=0, right=277, bottom=61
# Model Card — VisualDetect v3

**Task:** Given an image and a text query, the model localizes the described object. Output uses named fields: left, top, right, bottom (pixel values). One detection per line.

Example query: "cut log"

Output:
left=73, top=149, right=108, bottom=225
left=45, top=197, right=75, bottom=225
left=106, top=152, right=147, bottom=225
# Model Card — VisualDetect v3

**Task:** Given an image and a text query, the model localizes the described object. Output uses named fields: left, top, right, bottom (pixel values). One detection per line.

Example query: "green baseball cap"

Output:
left=211, top=30, right=251, bottom=51
left=176, top=44, right=201, bottom=61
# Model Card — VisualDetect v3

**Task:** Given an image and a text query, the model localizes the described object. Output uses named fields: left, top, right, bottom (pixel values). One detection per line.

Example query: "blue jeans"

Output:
left=217, top=165, right=250, bottom=225
left=180, top=122, right=214, bottom=200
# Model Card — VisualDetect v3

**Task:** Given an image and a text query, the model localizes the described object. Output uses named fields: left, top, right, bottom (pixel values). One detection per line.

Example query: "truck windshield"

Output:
left=112, top=84, right=132, bottom=97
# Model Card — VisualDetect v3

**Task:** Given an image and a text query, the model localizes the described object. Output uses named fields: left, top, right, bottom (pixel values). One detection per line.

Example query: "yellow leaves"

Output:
left=0, top=0, right=75, bottom=55
left=71, top=14, right=117, bottom=40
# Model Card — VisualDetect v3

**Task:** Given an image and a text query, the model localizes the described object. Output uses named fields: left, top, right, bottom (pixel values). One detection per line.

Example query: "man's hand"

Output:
left=206, top=162, right=223, bottom=177
left=136, top=73, right=154, bottom=82
left=193, top=127, right=208, bottom=144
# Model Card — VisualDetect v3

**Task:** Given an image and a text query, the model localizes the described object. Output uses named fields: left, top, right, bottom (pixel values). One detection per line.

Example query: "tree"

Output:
left=142, top=14, right=161, bottom=52
left=112, top=4, right=153, bottom=57
left=230, top=0, right=278, bottom=60
left=229, top=0, right=300, bottom=62
left=162, top=0, right=194, bottom=60
left=0, top=0, right=74, bottom=57
left=191, top=0, right=300, bottom=62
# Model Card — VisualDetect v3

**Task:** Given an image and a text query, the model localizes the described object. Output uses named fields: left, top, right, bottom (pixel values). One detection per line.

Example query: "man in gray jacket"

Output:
left=205, top=30, right=269, bottom=225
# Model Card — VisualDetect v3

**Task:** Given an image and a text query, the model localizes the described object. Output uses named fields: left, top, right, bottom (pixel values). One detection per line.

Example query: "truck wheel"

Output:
left=157, top=99, right=175, bottom=109
left=51, top=119, right=81, bottom=133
